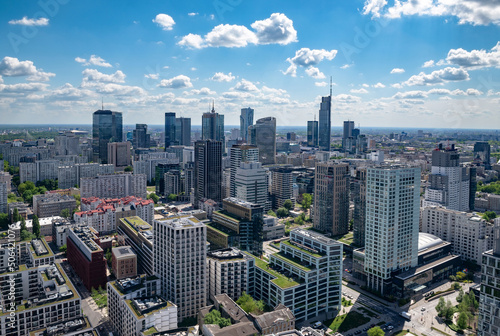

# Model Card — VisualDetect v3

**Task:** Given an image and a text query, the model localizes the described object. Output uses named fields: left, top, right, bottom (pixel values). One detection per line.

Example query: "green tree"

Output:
left=457, top=312, right=468, bottom=330
left=167, top=194, right=177, bottom=202
left=267, top=210, right=277, bottom=217
left=236, top=292, right=265, bottom=314
left=12, top=208, right=20, bottom=223
left=124, top=166, right=133, bottom=172
left=32, top=215, right=40, bottom=238
left=294, top=216, right=304, bottom=225
left=436, top=297, right=446, bottom=317
left=106, top=249, right=112, bottom=268
left=301, top=193, right=312, bottom=210
left=203, top=309, right=231, bottom=328
left=283, top=199, right=293, bottom=211
left=276, top=207, right=289, bottom=218
left=453, top=282, right=461, bottom=290
left=444, top=300, right=454, bottom=321
left=367, top=326, right=385, bottom=336
left=457, top=288, right=464, bottom=303
left=148, top=192, right=160, bottom=203
left=0, top=213, right=9, bottom=230
left=59, top=244, right=67, bottom=253
left=483, top=211, right=497, bottom=221
left=61, top=208, right=71, bottom=219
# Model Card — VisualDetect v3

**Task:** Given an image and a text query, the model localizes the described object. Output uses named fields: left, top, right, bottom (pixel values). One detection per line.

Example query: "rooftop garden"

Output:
left=281, top=240, right=323, bottom=258
left=244, top=252, right=300, bottom=289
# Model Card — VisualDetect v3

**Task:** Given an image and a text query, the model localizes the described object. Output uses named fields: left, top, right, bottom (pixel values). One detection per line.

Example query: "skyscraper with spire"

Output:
left=202, top=101, right=225, bottom=150
left=318, top=78, right=332, bottom=151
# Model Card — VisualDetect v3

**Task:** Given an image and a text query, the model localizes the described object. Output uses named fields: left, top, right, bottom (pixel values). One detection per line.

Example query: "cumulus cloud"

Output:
left=233, top=79, right=259, bottom=92
left=403, top=67, right=469, bottom=86
left=393, top=90, right=428, bottom=99
left=177, top=13, right=296, bottom=48
left=315, top=82, right=328, bottom=87
left=158, top=75, right=193, bottom=89
left=283, top=48, right=337, bottom=78
left=427, top=88, right=483, bottom=96
left=188, top=12, right=198, bottom=16
left=0, top=83, right=48, bottom=94
left=144, top=73, right=159, bottom=79
left=446, top=42, right=500, bottom=68
left=333, top=94, right=361, bottom=103
left=373, top=82, right=386, bottom=88
left=82, top=69, right=126, bottom=83
left=75, top=55, right=112, bottom=68
left=89, top=83, right=146, bottom=96
left=45, top=83, right=95, bottom=100
left=351, top=88, right=369, bottom=94
left=211, top=72, right=235, bottom=82
left=153, top=14, right=175, bottom=30
left=0, top=57, right=55, bottom=82
left=422, top=60, right=435, bottom=68
left=340, top=64, right=352, bottom=69
left=362, top=0, right=500, bottom=26
left=188, top=87, right=216, bottom=95
left=390, top=68, right=405, bottom=74
left=9, top=16, right=49, bottom=26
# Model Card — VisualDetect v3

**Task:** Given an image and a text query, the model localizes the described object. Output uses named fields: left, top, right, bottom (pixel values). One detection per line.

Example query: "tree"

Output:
left=59, top=244, right=67, bottom=253
left=105, top=249, right=112, bottom=268
left=203, top=309, right=231, bottom=328
left=0, top=213, right=9, bottom=230
left=12, top=208, right=20, bottom=223
left=367, top=326, right=385, bottom=336
left=453, top=282, right=461, bottom=290
left=457, top=311, right=468, bottom=330
left=483, top=211, right=497, bottom=221
left=124, top=166, right=133, bottom=172
left=167, top=194, right=177, bottom=202
left=267, top=210, right=277, bottom=217
left=301, top=193, right=312, bottom=210
left=436, top=297, right=446, bottom=317
left=236, top=292, right=265, bottom=314
left=444, top=300, right=454, bottom=321
left=276, top=207, right=289, bottom=218
left=457, top=288, right=464, bottom=303
left=60, top=208, right=71, bottom=219
left=148, top=193, right=160, bottom=203
left=32, top=215, right=40, bottom=238
left=283, top=199, right=293, bottom=211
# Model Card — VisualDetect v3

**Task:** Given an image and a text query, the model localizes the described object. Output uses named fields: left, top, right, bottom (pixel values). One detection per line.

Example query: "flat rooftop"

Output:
left=207, top=248, right=247, bottom=260
left=71, top=227, right=102, bottom=253
left=113, top=246, right=136, bottom=259
left=395, top=254, right=461, bottom=281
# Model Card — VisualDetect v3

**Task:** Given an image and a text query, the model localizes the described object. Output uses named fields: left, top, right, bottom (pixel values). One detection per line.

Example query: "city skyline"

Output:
left=0, top=1, right=499, bottom=128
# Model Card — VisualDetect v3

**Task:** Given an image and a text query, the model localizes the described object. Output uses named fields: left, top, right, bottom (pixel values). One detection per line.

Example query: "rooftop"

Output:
left=207, top=248, right=247, bottom=261
left=113, top=246, right=136, bottom=259
left=126, top=296, right=174, bottom=320
left=156, top=215, right=202, bottom=228
left=244, top=252, right=300, bottom=289
left=70, top=226, right=102, bottom=253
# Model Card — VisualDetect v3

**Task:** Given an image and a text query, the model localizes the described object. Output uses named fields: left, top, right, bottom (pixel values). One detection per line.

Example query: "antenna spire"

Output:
left=330, top=76, right=332, bottom=96
left=101, top=97, right=104, bottom=110
left=211, top=100, right=215, bottom=113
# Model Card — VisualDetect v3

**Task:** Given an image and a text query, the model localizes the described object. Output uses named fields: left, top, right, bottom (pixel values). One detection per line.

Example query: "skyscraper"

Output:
left=107, top=142, right=131, bottom=167
left=194, top=140, right=222, bottom=206
left=313, top=162, right=350, bottom=236
left=240, top=107, right=254, bottom=142
left=318, top=94, right=331, bottom=152
left=229, top=144, right=259, bottom=197
left=175, top=117, right=191, bottom=146
left=234, top=162, right=269, bottom=210
left=352, top=168, right=367, bottom=247
left=307, top=120, right=318, bottom=147
left=132, top=124, right=150, bottom=149
left=343, top=120, right=354, bottom=139
left=154, top=216, right=207, bottom=321
left=270, top=167, right=294, bottom=209
left=164, top=112, right=176, bottom=148
left=248, top=117, right=276, bottom=165
left=364, top=165, right=420, bottom=295
left=474, top=141, right=491, bottom=170
left=92, top=110, right=123, bottom=163
left=202, top=105, right=225, bottom=142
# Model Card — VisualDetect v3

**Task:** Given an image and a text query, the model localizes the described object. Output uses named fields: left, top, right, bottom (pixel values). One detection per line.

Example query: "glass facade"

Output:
left=92, top=110, right=123, bottom=164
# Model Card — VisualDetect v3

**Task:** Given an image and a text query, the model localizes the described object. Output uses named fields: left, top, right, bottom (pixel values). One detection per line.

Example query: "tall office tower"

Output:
left=478, top=221, right=500, bottom=336
left=240, top=107, right=254, bottom=142
left=318, top=94, right=331, bottom=151
left=92, top=109, right=123, bottom=164
left=164, top=112, right=177, bottom=148
left=352, top=168, right=367, bottom=247
left=234, top=162, right=269, bottom=210
left=313, top=162, right=350, bottom=236
left=474, top=141, right=491, bottom=170
left=194, top=140, right=222, bottom=206
left=270, top=167, right=294, bottom=209
left=133, top=124, right=150, bottom=149
left=107, top=141, right=131, bottom=167
left=307, top=120, right=319, bottom=147
left=229, top=144, right=259, bottom=197
left=175, top=117, right=191, bottom=146
left=202, top=105, right=225, bottom=142
left=153, top=216, right=207, bottom=321
left=248, top=117, right=276, bottom=165
left=343, top=121, right=355, bottom=139
left=342, top=121, right=359, bottom=153
left=423, top=143, right=470, bottom=211
left=364, top=166, right=421, bottom=295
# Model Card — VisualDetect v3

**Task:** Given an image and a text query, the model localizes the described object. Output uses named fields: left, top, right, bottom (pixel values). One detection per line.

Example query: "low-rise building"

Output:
left=262, top=215, right=285, bottom=240
left=33, top=193, right=77, bottom=218
left=112, top=246, right=137, bottom=280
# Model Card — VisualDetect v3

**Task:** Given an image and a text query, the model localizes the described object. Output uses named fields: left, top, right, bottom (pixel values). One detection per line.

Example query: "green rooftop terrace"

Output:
left=123, top=216, right=150, bottom=228
left=281, top=240, right=323, bottom=258
left=244, top=252, right=300, bottom=289
left=272, top=252, right=313, bottom=271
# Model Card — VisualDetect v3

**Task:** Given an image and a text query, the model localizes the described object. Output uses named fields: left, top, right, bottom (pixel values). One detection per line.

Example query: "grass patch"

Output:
left=91, top=287, right=107, bottom=309
left=325, top=311, right=370, bottom=333
left=359, top=307, right=377, bottom=317
left=431, top=327, right=452, bottom=336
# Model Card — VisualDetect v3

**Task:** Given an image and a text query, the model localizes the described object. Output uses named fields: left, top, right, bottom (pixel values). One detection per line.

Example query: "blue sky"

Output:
left=0, top=0, right=499, bottom=128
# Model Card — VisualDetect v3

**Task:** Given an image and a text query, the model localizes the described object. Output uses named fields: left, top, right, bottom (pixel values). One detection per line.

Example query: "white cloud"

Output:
left=403, top=67, right=469, bottom=86
left=191, top=67, right=197, bottom=71
left=393, top=90, right=428, bottom=99
left=390, top=68, right=405, bottom=74
left=188, top=12, right=198, bottom=16
left=188, top=87, right=216, bottom=95
left=446, top=42, right=500, bottom=68
left=210, top=72, right=235, bottom=82
left=222, top=91, right=254, bottom=99
left=373, top=82, right=386, bottom=88
left=283, top=48, right=337, bottom=78
left=89, top=83, right=146, bottom=96
left=0, top=76, right=3, bottom=84
left=75, top=55, right=112, bottom=68
left=362, top=0, right=500, bottom=26
left=45, top=83, right=95, bottom=100
left=8, top=16, right=49, bottom=26
left=351, top=88, right=369, bottom=94
left=422, top=60, right=435, bottom=68
left=82, top=69, right=126, bottom=83
left=159, top=75, right=193, bottom=89
left=250, top=13, right=297, bottom=45
left=340, top=64, right=352, bottom=69
left=315, top=82, right=328, bottom=87
left=233, top=79, right=259, bottom=92
left=333, top=94, right=361, bottom=103
left=153, top=14, right=175, bottom=31
left=305, top=66, right=325, bottom=79
left=427, top=88, right=483, bottom=96
left=0, top=82, right=48, bottom=93
left=362, top=83, right=370, bottom=88
left=178, top=13, right=296, bottom=49
left=144, top=73, right=159, bottom=79
left=0, top=57, right=55, bottom=82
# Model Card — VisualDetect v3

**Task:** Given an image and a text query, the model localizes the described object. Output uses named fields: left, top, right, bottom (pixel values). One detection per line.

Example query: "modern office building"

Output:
left=92, top=109, right=123, bottom=163
left=66, top=226, right=107, bottom=290
left=364, top=165, right=421, bottom=295
left=352, top=168, right=367, bottom=247
left=234, top=162, right=269, bottom=210
left=474, top=141, right=492, bottom=170
left=118, top=216, right=154, bottom=276
left=112, top=246, right=137, bottom=280
left=421, top=207, right=493, bottom=264
left=240, top=107, right=254, bottom=142
left=423, top=144, right=471, bottom=211
left=318, top=94, right=331, bottom=152
left=307, top=120, right=319, bottom=147
left=175, top=117, right=192, bottom=146
left=32, top=193, right=77, bottom=218
left=478, top=221, right=500, bottom=336
left=165, top=112, right=177, bottom=148
left=154, top=216, right=207, bottom=321
left=108, top=141, right=131, bottom=167
left=229, top=144, right=259, bottom=197
left=270, top=167, right=294, bottom=209
left=155, top=162, right=181, bottom=195
left=80, top=173, right=147, bottom=199
left=202, top=105, right=225, bottom=144
left=248, top=117, right=276, bottom=165
left=132, top=123, right=150, bottom=149
left=194, top=140, right=222, bottom=206
left=313, top=162, right=350, bottom=236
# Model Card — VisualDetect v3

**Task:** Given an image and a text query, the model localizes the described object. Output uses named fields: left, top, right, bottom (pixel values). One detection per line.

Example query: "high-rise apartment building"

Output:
left=92, top=109, right=123, bottom=163
left=112, top=246, right=137, bottom=280
left=107, top=141, right=131, bottom=167
left=240, top=107, right=254, bottom=142
left=234, top=162, right=269, bottom=210
left=20, top=159, right=59, bottom=183
left=248, top=117, right=276, bottom=165
left=307, top=120, right=319, bottom=147
left=364, top=165, right=421, bottom=295
left=318, top=95, right=331, bottom=151
left=58, top=162, right=115, bottom=189
left=423, top=144, right=470, bottom=211
left=270, top=167, right=294, bottom=209
left=55, top=132, right=80, bottom=155
left=132, top=124, right=150, bottom=149
left=313, top=162, right=350, bottom=236
left=118, top=217, right=154, bottom=275
left=175, top=117, right=191, bottom=146
left=229, top=144, right=259, bottom=197
left=194, top=140, right=222, bottom=206
left=165, top=112, right=177, bottom=148
left=352, top=168, right=367, bottom=247
left=0, top=182, right=7, bottom=214
left=153, top=216, right=207, bottom=321
left=80, top=173, right=147, bottom=199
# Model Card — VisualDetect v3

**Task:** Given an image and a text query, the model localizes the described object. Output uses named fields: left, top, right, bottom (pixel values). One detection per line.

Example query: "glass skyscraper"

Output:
left=240, top=107, right=254, bottom=142
left=164, top=112, right=176, bottom=148
left=92, top=109, right=123, bottom=164
left=307, top=120, right=318, bottom=147
left=318, top=95, right=331, bottom=151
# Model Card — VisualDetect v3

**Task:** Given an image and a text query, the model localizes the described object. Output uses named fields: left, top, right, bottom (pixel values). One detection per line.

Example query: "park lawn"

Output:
left=325, top=311, right=370, bottom=332
left=91, top=290, right=107, bottom=308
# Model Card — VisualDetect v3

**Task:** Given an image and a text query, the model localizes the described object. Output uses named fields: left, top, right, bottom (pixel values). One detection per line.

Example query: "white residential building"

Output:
left=133, top=152, right=179, bottom=182
left=20, top=160, right=59, bottom=183
left=80, top=173, right=147, bottom=199
left=234, top=161, right=269, bottom=210
left=58, top=163, right=114, bottom=189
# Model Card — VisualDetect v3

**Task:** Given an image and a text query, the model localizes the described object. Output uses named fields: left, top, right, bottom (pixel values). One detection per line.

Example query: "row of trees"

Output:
left=17, top=180, right=58, bottom=205
left=436, top=290, right=478, bottom=330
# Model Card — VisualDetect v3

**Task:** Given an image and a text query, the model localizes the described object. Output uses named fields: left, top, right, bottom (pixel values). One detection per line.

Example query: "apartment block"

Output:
left=112, top=246, right=137, bottom=280
left=133, top=152, right=179, bottom=183
left=58, top=163, right=114, bottom=189
left=20, top=160, right=59, bottom=183
left=81, top=196, right=153, bottom=224
left=270, top=167, right=294, bottom=209
left=0, top=172, right=12, bottom=193
left=0, top=182, right=7, bottom=214
left=32, top=193, right=77, bottom=218
left=80, top=173, right=147, bottom=199
left=108, top=142, right=131, bottom=167
left=118, top=217, right=154, bottom=276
